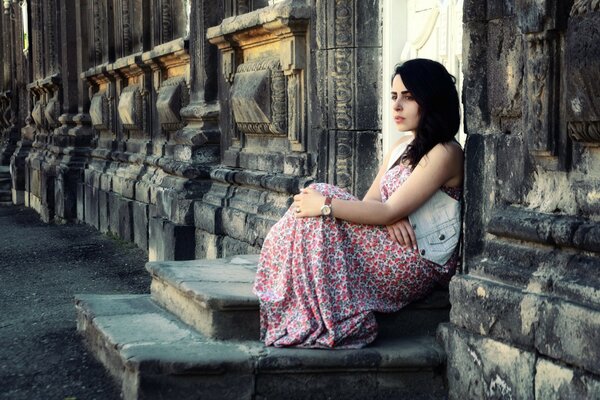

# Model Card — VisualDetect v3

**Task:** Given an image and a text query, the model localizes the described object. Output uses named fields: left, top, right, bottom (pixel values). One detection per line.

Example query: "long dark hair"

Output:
left=393, top=59, right=460, bottom=168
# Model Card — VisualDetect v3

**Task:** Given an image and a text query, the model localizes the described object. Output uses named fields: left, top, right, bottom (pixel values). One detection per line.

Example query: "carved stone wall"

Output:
left=440, top=1, right=600, bottom=398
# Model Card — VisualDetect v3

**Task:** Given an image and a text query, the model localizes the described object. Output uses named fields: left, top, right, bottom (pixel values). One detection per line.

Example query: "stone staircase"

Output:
left=76, top=255, right=450, bottom=399
left=0, top=166, right=12, bottom=206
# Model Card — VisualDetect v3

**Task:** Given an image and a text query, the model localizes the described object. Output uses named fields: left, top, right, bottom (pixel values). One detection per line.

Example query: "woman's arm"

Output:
left=294, top=142, right=463, bottom=225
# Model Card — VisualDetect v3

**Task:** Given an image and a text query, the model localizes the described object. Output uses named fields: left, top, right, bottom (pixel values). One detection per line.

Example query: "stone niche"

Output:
left=207, top=0, right=311, bottom=175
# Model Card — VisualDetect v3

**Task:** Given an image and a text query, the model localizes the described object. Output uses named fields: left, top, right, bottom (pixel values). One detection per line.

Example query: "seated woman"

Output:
left=253, top=58, right=464, bottom=349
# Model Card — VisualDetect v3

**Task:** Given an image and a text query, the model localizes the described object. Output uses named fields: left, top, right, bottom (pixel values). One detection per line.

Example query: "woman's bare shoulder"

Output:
left=431, top=141, right=463, bottom=161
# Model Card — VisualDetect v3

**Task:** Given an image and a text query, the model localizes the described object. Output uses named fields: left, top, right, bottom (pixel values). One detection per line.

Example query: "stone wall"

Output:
left=3, top=0, right=383, bottom=260
left=440, top=0, right=600, bottom=398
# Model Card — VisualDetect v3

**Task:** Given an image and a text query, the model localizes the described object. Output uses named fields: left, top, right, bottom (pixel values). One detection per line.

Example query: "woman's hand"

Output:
left=293, top=188, right=325, bottom=218
left=386, top=218, right=417, bottom=249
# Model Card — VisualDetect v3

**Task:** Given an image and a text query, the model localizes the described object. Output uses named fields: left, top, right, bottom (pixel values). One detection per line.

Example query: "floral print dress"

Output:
left=253, top=163, right=461, bottom=349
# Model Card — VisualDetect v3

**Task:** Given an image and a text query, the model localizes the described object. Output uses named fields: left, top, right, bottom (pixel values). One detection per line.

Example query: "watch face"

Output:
left=321, top=205, right=331, bottom=216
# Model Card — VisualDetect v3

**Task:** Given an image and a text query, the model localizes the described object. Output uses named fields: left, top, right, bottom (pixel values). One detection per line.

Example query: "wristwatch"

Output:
left=320, top=197, right=333, bottom=217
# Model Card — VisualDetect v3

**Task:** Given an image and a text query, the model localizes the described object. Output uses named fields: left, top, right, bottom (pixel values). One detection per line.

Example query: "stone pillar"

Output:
left=440, top=1, right=600, bottom=398
left=316, top=0, right=382, bottom=197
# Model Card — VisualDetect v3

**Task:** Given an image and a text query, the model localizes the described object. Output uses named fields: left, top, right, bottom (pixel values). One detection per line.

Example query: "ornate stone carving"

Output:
left=231, top=58, right=287, bottom=136
left=90, top=91, right=110, bottom=131
left=32, top=0, right=43, bottom=78
left=93, top=0, right=103, bottom=63
left=568, top=122, right=600, bottom=142
left=118, top=86, right=144, bottom=131
left=161, top=0, right=172, bottom=42
left=333, top=48, right=353, bottom=130
left=334, top=0, right=353, bottom=47
left=157, top=76, right=190, bottom=130
left=32, top=100, right=45, bottom=129
left=570, top=0, right=600, bottom=16
left=47, top=0, right=57, bottom=73
left=122, top=0, right=132, bottom=54
left=44, top=94, right=61, bottom=128
left=524, top=32, right=559, bottom=155
left=335, top=131, right=353, bottom=189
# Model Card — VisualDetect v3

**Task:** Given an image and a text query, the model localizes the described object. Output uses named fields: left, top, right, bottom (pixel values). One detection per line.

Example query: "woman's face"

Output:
left=391, top=74, right=420, bottom=133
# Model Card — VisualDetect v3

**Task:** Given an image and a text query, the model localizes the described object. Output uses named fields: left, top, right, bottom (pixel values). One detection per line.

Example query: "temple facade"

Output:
left=1, top=0, right=598, bottom=398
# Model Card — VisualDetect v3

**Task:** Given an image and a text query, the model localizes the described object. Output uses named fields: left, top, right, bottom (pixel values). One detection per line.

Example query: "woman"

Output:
left=253, top=58, right=463, bottom=349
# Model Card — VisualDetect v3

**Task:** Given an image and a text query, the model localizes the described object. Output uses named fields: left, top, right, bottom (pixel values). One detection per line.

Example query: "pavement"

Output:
left=0, top=205, right=151, bottom=400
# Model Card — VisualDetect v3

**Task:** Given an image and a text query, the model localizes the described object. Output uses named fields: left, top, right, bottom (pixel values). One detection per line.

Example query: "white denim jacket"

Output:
left=387, top=140, right=461, bottom=265
left=408, top=190, right=461, bottom=265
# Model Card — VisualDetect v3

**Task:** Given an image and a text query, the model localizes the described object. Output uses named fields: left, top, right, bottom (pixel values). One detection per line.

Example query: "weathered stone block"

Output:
left=463, top=0, right=487, bottom=22
left=195, top=230, right=223, bottom=259
left=149, top=217, right=195, bottom=261
left=98, top=190, right=110, bottom=234
left=76, top=182, right=85, bottom=222
left=109, top=193, right=133, bottom=241
left=221, top=236, right=260, bottom=258
left=439, top=323, right=536, bottom=400
left=132, top=201, right=149, bottom=251
left=134, top=181, right=151, bottom=203
left=118, top=86, right=143, bottom=131
left=245, top=214, right=275, bottom=247
left=221, top=207, right=248, bottom=241
left=488, top=0, right=514, bottom=20
left=194, top=202, right=222, bottom=235
left=84, top=184, right=99, bottom=228
left=255, top=372, right=378, bottom=400
left=535, top=358, right=600, bottom=399
left=463, top=21, right=491, bottom=133
left=536, top=299, right=600, bottom=375
left=449, top=275, right=540, bottom=348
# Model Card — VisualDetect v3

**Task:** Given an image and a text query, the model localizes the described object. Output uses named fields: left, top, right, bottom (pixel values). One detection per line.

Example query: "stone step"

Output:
left=75, top=294, right=446, bottom=400
left=146, top=255, right=450, bottom=341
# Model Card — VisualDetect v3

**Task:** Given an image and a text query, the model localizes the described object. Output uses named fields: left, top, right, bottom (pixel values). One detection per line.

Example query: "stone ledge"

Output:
left=206, top=0, right=311, bottom=40
left=146, top=256, right=451, bottom=341
left=488, top=206, right=600, bottom=253
left=76, top=293, right=446, bottom=400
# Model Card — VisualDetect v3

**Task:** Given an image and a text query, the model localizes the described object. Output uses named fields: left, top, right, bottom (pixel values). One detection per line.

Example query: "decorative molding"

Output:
left=118, top=86, right=144, bottom=131
left=237, top=0, right=249, bottom=14
left=570, top=0, right=600, bottom=16
left=93, top=0, right=103, bottom=63
left=47, top=0, right=57, bottom=73
left=32, top=100, right=45, bottom=129
left=333, top=48, right=353, bottom=130
left=334, top=0, right=353, bottom=47
left=161, top=0, right=173, bottom=43
left=335, top=131, right=353, bottom=189
left=231, top=58, right=287, bottom=136
left=44, top=93, right=61, bottom=128
left=568, top=122, right=600, bottom=143
left=524, top=32, right=559, bottom=156
left=33, top=0, right=43, bottom=78
left=122, top=0, right=132, bottom=54
left=90, top=91, right=111, bottom=131
left=157, top=76, right=190, bottom=131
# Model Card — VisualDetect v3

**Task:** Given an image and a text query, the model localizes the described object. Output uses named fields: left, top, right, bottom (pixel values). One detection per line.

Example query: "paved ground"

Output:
left=0, top=205, right=151, bottom=400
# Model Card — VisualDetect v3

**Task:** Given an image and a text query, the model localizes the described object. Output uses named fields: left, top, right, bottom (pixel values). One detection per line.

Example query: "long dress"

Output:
left=253, top=163, right=462, bottom=349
